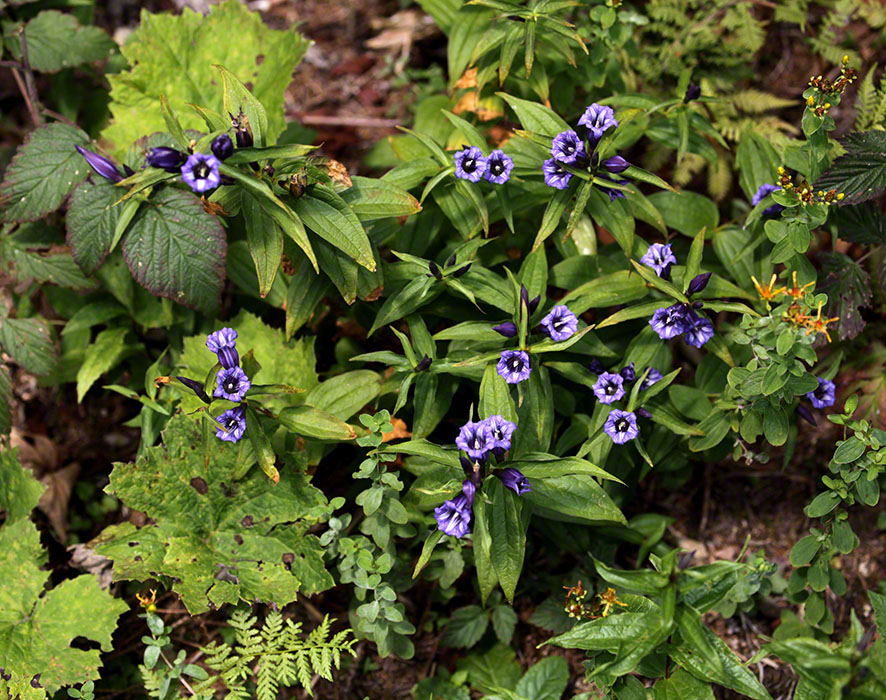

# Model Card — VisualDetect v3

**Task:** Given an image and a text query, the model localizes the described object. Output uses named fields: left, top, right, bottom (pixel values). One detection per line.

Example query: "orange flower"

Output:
left=784, top=271, right=815, bottom=300
left=598, top=587, right=628, bottom=617
left=804, top=302, right=839, bottom=342
left=751, top=274, right=786, bottom=303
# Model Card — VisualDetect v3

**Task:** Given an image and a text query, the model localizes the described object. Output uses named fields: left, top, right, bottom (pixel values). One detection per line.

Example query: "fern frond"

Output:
left=730, top=90, right=796, bottom=114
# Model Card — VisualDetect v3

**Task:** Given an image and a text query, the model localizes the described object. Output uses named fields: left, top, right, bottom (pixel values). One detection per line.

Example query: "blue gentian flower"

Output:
left=215, top=406, right=247, bottom=442
left=593, top=372, right=625, bottom=404
left=145, top=147, right=187, bottom=172
left=75, top=146, right=123, bottom=183
left=543, top=158, right=572, bottom=190
left=493, top=322, right=518, bottom=338
left=484, top=149, right=513, bottom=184
left=484, top=414, right=517, bottom=452
left=497, top=350, right=531, bottom=384
left=551, top=130, right=586, bottom=165
left=752, top=183, right=784, bottom=217
left=214, top=366, right=251, bottom=401
left=211, top=133, right=234, bottom=160
left=206, top=327, right=239, bottom=369
left=434, top=480, right=475, bottom=538
left=454, top=146, right=486, bottom=182
left=684, top=314, right=714, bottom=347
left=602, top=155, right=630, bottom=173
left=597, top=175, right=628, bottom=201
left=619, top=362, right=636, bottom=382
left=807, top=377, right=836, bottom=408
left=497, top=467, right=531, bottom=495
left=578, top=103, right=618, bottom=141
left=650, top=305, right=689, bottom=340
left=640, top=367, right=662, bottom=391
left=604, top=409, right=639, bottom=444
left=540, top=305, right=578, bottom=341
left=181, top=153, right=221, bottom=193
left=640, top=243, right=677, bottom=278
left=456, top=420, right=494, bottom=460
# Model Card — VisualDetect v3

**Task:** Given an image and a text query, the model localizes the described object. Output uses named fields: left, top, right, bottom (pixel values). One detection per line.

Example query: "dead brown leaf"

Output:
left=68, top=543, right=115, bottom=590
left=382, top=417, right=411, bottom=442
left=325, top=158, right=353, bottom=188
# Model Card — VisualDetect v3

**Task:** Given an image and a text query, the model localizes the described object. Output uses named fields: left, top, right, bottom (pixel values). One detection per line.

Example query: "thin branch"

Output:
left=17, top=26, right=41, bottom=127
left=295, top=114, right=401, bottom=129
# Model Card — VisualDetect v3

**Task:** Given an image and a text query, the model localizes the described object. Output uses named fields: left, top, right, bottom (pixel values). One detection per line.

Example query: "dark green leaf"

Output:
left=22, top=11, right=115, bottom=72
left=815, top=131, right=886, bottom=204
left=487, top=478, right=526, bottom=603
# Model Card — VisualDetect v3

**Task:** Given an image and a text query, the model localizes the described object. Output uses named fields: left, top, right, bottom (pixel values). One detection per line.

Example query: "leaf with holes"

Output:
left=120, top=187, right=226, bottom=315
left=0, top=518, right=127, bottom=694
left=815, top=131, right=886, bottom=205
left=93, top=413, right=334, bottom=614
left=0, top=123, right=90, bottom=223
left=819, top=252, right=872, bottom=341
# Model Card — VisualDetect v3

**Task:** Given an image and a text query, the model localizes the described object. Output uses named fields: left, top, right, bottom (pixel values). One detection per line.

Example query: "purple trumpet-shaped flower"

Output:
left=543, top=158, right=572, bottom=190
left=640, top=243, right=677, bottom=278
left=456, top=420, right=495, bottom=460
left=497, top=350, right=531, bottom=384
left=214, top=366, right=251, bottom=402
left=604, top=409, right=639, bottom=444
left=603, top=155, right=630, bottom=173
left=597, top=175, right=629, bottom=202
left=484, top=149, right=513, bottom=184
left=454, top=146, right=486, bottom=182
left=578, top=103, right=618, bottom=141
left=807, top=377, right=836, bottom=408
left=484, top=414, right=517, bottom=452
left=215, top=406, right=247, bottom=443
left=752, top=183, right=784, bottom=217
left=434, top=480, right=475, bottom=538
left=620, top=362, right=636, bottom=382
left=145, top=147, right=187, bottom=172
left=650, top=305, right=690, bottom=340
left=551, top=130, right=586, bottom=165
left=211, top=133, right=234, bottom=160
left=593, top=372, right=625, bottom=405
left=498, top=467, right=531, bottom=495
left=540, top=305, right=579, bottom=341
left=640, top=367, right=662, bottom=391
left=493, top=322, right=518, bottom=338
left=75, top=146, right=123, bottom=183
left=684, top=314, right=714, bottom=347
left=181, top=153, right=221, bottom=193
left=206, top=327, right=239, bottom=369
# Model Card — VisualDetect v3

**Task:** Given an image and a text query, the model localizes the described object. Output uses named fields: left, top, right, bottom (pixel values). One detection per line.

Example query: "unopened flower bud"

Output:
left=446, top=253, right=457, bottom=267
left=415, top=354, right=432, bottom=372
left=145, top=147, right=187, bottom=173
left=75, top=146, right=123, bottom=183
left=493, top=322, right=518, bottom=338
left=211, top=133, right=234, bottom=160
left=428, top=261, right=442, bottom=279
left=176, top=376, right=211, bottom=404
left=687, top=272, right=712, bottom=295
left=454, top=263, right=471, bottom=278
left=684, top=84, right=701, bottom=103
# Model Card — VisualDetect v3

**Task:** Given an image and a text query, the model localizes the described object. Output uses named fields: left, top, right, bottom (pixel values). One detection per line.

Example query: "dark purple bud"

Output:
left=520, top=285, right=530, bottom=317
left=454, top=263, right=471, bottom=278
left=619, top=362, right=636, bottom=382
left=691, top=300, right=704, bottom=309
left=447, top=253, right=457, bottom=267
left=230, top=110, right=254, bottom=148
left=75, top=145, right=123, bottom=183
left=528, top=295, right=541, bottom=315
left=459, top=456, right=474, bottom=478
left=123, top=164, right=135, bottom=177
left=589, top=359, right=605, bottom=375
left=415, top=354, right=432, bottom=372
left=493, top=322, right=518, bottom=338
left=687, top=272, right=712, bottom=295
left=660, top=264, right=673, bottom=281
left=603, top=155, right=630, bottom=174
left=211, top=133, right=234, bottom=160
left=796, top=403, right=817, bottom=426
left=493, top=446, right=507, bottom=462
left=636, top=407, right=652, bottom=419
left=429, top=261, right=442, bottom=280
left=217, top=346, right=240, bottom=370
left=176, top=376, right=211, bottom=404
left=684, top=84, right=701, bottom=103
left=145, top=146, right=188, bottom=173
left=497, top=467, right=531, bottom=495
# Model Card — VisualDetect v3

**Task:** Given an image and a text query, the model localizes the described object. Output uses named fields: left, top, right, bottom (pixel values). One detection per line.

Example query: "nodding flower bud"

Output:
left=589, top=358, right=605, bottom=375
left=415, top=354, right=432, bottom=372
left=453, top=263, right=471, bottom=278
left=176, top=376, right=211, bottom=404
left=446, top=253, right=457, bottom=268
left=528, top=295, right=541, bottom=315
left=493, top=322, right=518, bottom=338
left=636, top=407, right=652, bottom=419
left=602, top=155, right=630, bottom=174
left=428, top=260, right=443, bottom=280
left=687, top=272, right=712, bottom=295
left=145, top=147, right=187, bottom=173
left=520, top=285, right=530, bottom=317
left=211, top=133, right=234, bottom=160
left=459, top=456, right=474, bottom=478
left=75, top=146, right=124, bottom=183
left=230, top=110, right=254, bottom=149
left=684, top=84, right=701, bottom=103
left=796, top=403, right=817, bottom=427
left=691, top=300, right=704, bottom=309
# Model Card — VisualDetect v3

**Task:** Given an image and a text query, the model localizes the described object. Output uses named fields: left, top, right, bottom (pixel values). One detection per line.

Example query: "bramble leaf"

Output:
left=0, top=318, right=57, bottom=376
left=94, top=413, right=334, bottom=615
left=66, top=177, right=123, bottom=275
left=0, top=448, right=45, bottom=523
left=815, top=131, right=886, bottom=205
left=21, top=11, right=116, bottom=73
left=0, top=123, right=90, bottom=223
left=0, top=518, right=127, bottom=694
left=102, top=1, right=309, bottom=153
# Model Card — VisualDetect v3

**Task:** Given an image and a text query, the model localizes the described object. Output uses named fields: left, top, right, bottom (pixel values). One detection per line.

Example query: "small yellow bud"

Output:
left=807, top=96, right=815, bottom=107
left=824, top=102, right=831, bottom=109
left=842, top=55, right=850, bottom=64
left=777, top=166, right=785, bottom=174
left=147, top=603, right=157, bottom=613
left=837, top=193, right=844, bottom=200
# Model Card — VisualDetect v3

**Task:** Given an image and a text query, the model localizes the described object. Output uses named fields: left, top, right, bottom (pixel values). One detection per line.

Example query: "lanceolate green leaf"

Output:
left=120, top=187, right=226, bottom=315
left=292, top=185, right=375, bottom=271
left=487, top=479, right=527, bottom=603
left=242, top=190, right=283, bottom=298
left=96, top=413, right=334, bottom=614
left=0, top=123, right=90, bottom=223
left=76, top=327, right=134, bottom=402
